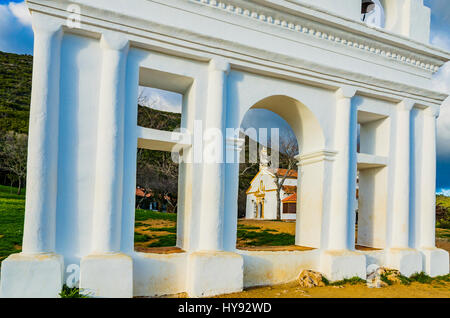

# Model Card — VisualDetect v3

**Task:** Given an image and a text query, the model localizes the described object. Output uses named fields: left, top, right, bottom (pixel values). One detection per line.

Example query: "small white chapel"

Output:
left=245, top=147, right=298, bottom=220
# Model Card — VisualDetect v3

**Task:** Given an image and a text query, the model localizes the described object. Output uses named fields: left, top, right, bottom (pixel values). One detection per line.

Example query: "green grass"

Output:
left=0, top=185, right=25, bottom=264
left=146, top=234, right=177, bottom=247
left=436, top=229, right=450, bottom=239
left=147, top=227, right=177, bottom=233
left=237, top=224, right=261, bottom=230
left=409, top=272, right=433, bottom=284
left=135, top=209, right=177, bottom=222
left=237, top=228, right=295, bottom=246
left=329, top=277, right=366, bottom=286
left=134, top=232, right=153, bottom=243
left=380, top=273, right=394, bottom=286
left=59, top=285, right=90, bottom=298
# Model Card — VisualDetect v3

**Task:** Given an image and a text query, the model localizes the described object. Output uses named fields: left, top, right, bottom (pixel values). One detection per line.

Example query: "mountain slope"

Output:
left=0, top=51, right=32, bottom=134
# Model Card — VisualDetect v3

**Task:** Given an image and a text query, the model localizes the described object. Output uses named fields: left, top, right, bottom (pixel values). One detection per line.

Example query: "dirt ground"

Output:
left=229, top=220, right=450, bottom=298
left=137, top=218, right=450, bottom=298
left=216, top=280, right=450, bottom=298
left=238, top=219, right=296, bottom=235
left=134, top=218, right=176, bottom=253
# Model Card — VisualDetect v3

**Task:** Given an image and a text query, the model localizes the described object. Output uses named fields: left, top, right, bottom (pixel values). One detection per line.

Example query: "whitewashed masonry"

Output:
left=0, top=0, right=449, bottom=298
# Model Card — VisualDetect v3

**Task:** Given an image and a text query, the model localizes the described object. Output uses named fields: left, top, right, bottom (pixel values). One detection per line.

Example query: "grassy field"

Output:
left=134, top=209, right=177, bottom=251
left=0, top=185, right=24, bottom=263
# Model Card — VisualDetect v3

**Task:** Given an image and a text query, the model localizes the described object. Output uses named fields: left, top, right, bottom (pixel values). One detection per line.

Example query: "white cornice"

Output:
left=26, top=0, right=449, bottom=103
left=190, top=0, right=443, bottom=73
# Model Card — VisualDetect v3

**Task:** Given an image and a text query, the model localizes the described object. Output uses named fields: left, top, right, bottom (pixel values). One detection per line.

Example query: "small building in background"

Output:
left=245, top=148, right=297, bottom=220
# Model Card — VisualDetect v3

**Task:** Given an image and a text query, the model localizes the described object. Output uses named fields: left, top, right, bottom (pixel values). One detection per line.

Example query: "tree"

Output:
left=0, top=131, right=28, bottom=194
left=134, top=91, right=181, bottom=212
left=272, top=136, right=299, bottom=220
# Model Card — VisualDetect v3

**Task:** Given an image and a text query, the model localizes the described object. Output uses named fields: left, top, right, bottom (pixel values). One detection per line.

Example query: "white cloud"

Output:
left=437, top=188, right=450, bottom=197
left=8, top=1, right=31, bottom=26
left=0, top=3, right=33, bottom=54
left=430, top=30, right=450, bottom=162
left=138, top=87, right=182, bottom=113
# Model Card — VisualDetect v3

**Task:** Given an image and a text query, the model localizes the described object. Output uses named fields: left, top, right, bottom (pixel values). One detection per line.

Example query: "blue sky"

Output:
left=0, top=0, right=449, bottom=194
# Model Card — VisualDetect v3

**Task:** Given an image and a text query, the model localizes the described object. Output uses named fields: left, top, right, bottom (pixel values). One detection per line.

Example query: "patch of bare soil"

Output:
left=228, top=220, right=450, bottom=298
left=134, top=219, right=176, bottom=251
left=240, top=245, right=314, bottom=252
left=238, top=219, right=296, bottom=235
left=216, top=281, right=450, bottom=298
left=134, top=246, right=184, bottom=254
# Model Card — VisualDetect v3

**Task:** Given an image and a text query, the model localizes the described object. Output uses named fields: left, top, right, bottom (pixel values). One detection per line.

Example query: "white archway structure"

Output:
left=0, top=0, right=449, bottom=298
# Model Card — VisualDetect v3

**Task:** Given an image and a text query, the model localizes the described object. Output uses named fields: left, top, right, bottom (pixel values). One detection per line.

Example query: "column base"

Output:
left=187, top=251, right=243, bottom=298
left=80, top=253, right=133, bottom=298
left=420, top=247, right=449, bottom=277
left=0, top=253, right=64, bottom=298
left=320, top=250, right=366, bottom=281
left=387, top=248, right=422, bottom=277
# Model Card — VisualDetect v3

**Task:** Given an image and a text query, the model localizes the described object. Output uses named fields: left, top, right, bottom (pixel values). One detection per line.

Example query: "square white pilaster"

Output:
left=387, top=248, right=422, bottom=277
left=186, top=251, right=243, bottom=297
left=420, top=248, right=449, bottom=277
left=80, top=253, right=133, bottom=298
left=0, top=253, right=64, bottom=298
left=320, top=250, right=366, bottom=281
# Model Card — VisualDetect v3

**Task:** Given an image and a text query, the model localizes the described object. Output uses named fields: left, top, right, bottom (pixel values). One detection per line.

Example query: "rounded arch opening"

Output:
left=248, top=95, right=325, bottom=155
left=235, top=94, right=326, bottom=251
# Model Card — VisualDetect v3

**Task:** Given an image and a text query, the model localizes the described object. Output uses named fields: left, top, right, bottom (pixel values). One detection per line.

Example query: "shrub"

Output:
left=59, top=285, right=89, bottom=298
left=409, top=272, right=433, bottom=284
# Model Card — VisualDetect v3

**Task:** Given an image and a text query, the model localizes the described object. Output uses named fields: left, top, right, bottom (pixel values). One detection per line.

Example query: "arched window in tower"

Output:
left=361, top=0, right=385, bottom=28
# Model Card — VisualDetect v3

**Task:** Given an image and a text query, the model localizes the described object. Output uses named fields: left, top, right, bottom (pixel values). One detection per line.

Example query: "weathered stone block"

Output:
left=80, top=253, right=133, bottom=298
left=387, top=248, right=422, bottom=277
left=0, top=253, right=64, bottom=298
left=187, top=251, right=243, bottom=298
left=320, top=250, right=366, bottom=281
left=420, top=248, right=449, bottom=277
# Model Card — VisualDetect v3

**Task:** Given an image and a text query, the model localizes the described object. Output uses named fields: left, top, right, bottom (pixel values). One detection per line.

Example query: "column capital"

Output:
left=295, top=149, right=338, bottom=166
left=423, top=106, right=440, bottom=118
left=398, top=99, right=415, bottom=111
left=209, top=58, right=230, bottom=73
left=31, top=12, right=63, bottom=36
left=100, top=31, right=130, bottom=51
left=336, top=86, right=357, bottom=99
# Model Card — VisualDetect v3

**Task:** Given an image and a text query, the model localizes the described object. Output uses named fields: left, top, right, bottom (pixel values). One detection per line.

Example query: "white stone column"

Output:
left=22, top=14, right=63, bottom=255
left=418, top=106, right=449, bottom=276
left=80, top=33, right=133, bottom=298
left=0, top=13, right=65, bottom=298
left=198, top=59, right=229, bottom=251
left=419, top=107, right=439, bottom=249
left=187, top=59, right=243, bottom=297
left=91, top=33, right=129, bottom=254
left=223, top=137, right=245, bottom=252
left=320, top=87, right=365, bottom=282
left=391, top=100, right=414, bottom=249
left=328, top=87, right=357, bottom=251
left=295, top=150, right=336, bottom=249
left=387, top=100, right=422, bottom=277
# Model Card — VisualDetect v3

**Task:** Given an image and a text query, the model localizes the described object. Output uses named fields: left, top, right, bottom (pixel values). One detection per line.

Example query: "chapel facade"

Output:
left=245, top=147, right=298, bottom=220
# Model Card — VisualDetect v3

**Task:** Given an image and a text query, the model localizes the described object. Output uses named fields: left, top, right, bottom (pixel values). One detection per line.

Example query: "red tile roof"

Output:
left=275, top=168, right=298, bottom=178
left=282, top=185, right=297, bottom=194
left=136, top=188, right=152, bottom=198
left=282, top=193, right=297, bottom=203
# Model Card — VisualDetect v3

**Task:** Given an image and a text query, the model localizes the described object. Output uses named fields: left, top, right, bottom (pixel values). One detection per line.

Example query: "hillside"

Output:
left=0, top=51, right=32, bottom=134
